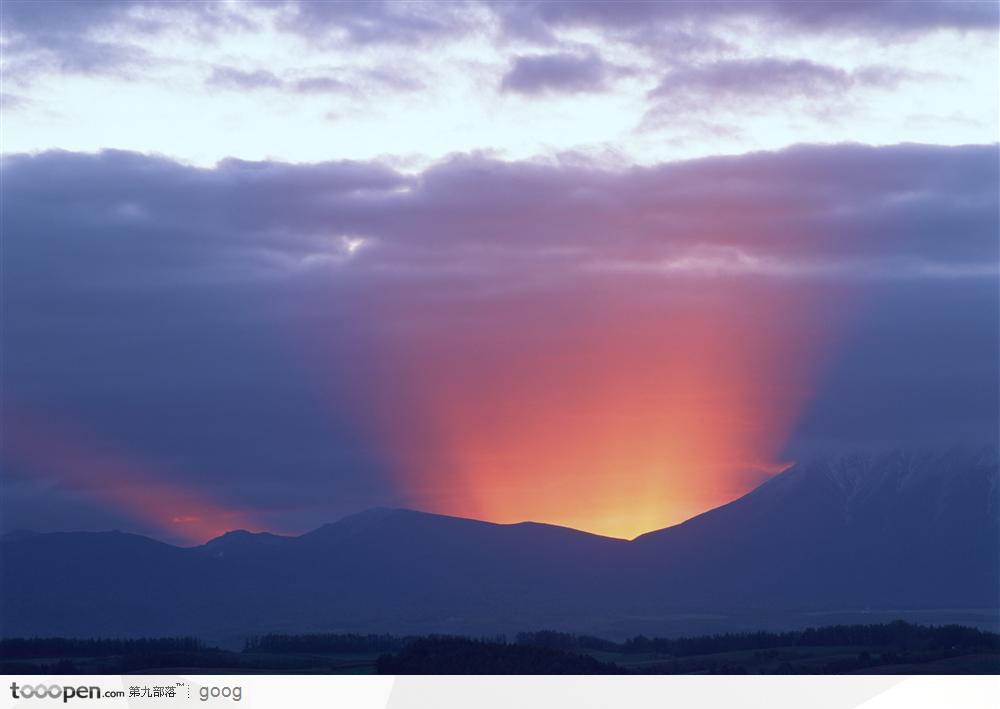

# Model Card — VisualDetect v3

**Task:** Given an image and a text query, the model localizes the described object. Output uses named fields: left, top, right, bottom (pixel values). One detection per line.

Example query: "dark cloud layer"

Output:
left=2, top=144, right=997, bottom=539
left=9, top=142, right=990, bottom=283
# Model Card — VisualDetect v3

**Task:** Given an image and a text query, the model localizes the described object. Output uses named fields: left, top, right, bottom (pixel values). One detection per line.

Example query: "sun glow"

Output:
left=4, top=411, right=262, bottom=544
left=365, top=275, right=828, bottom=539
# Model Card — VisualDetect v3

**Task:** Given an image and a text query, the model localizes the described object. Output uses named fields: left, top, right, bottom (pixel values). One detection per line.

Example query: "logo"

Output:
left=9, top=682, right=125, bottom=703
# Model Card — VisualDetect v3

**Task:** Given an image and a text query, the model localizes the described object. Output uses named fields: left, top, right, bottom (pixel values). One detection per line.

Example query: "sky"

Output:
left=1, top=0, right=998, bottom=543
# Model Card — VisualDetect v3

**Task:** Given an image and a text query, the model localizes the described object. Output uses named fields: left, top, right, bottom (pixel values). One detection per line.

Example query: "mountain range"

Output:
left=2, top=449, right=998, bottom=640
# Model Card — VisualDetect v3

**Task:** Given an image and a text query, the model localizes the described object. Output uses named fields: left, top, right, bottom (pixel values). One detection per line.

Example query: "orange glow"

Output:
left=369, top=276, right=829, bottom=539
left=3, top=411, right=261, bottom=544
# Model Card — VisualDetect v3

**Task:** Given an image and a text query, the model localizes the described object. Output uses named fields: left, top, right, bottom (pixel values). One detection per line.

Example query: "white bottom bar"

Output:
left=2, top=674, right=998, bottom=708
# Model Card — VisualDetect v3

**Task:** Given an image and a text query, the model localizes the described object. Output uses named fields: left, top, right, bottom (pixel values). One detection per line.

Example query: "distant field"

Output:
left=0, top=650, right=379, bottom=675
left=7, top=649, right=999, bottom=675
left=589, top=647, right=1000, bottom=675
left=850, top=654, right=1000, bottom=675
left=3, top=622, right=998, bottom=675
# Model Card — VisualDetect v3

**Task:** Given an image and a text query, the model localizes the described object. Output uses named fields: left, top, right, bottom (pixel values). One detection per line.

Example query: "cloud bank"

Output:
left=2, top=143, right=996, bottom=539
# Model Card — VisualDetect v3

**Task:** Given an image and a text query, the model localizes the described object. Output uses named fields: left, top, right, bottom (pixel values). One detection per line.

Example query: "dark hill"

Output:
left=2, top=449, right=997, bottom=638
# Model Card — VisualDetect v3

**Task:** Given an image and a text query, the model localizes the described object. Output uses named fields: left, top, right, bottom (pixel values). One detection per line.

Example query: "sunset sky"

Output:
left=2, top=1, right=998, bottom=542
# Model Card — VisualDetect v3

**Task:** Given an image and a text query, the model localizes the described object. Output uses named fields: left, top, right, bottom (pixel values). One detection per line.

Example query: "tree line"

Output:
left=3, top=621, right=998, bottom=675
left=0, top=637, right=204, bottom=659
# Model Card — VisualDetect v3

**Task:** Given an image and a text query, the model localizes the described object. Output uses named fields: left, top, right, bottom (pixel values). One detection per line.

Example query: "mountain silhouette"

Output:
left=2, top=449, right=997, bottom=639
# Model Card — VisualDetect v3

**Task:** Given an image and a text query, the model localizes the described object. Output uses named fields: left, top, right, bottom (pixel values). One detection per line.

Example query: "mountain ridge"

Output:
left=2, top=449, right=997, bottom=639
left=9, top=447, right=995, bottom=548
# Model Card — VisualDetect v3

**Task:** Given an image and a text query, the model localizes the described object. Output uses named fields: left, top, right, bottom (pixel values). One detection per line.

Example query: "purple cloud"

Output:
left=3, top=144, right=996, bottom=298
left=4, top=1, right=995, bottom=80
left=293, top=76, right=351, bottom=94
left=273, top=0, right=473, bottom=46
left=0, top=0, right=248, bottom=76
left=652, top=59, right=852, bottom=100
left=501, top=51, right=621, bottom=95
left=206, top=67, right=372, bottom=96
left=494, top=0, right=1000, bottom=41
left=641, top=58, right=918, bottom=125
left=207, top=66, right=285, bottom=91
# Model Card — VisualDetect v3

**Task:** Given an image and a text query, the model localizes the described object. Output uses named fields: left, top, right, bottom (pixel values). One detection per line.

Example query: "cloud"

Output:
left=4, top=143, right=994, bottom=287
left=292, top=76, right=351, bottom=94
left=0, top=0, right=247, bottom=77
left=0, top=92, right=28, bottom=110
left=652, top=59, right=847, bottom=100
left=1, top=33, right=153, bottom=79
left=493, top=0, right=1000, bottom=42
left=5, top=1, right=995, bottom=82
left=207, top=66, right=285, bottom=91
left=2, top=143, right=996, bottom=536
left=272, top=0, right=474, bottom=46
left=644, top=58, right=917, bottom=122
left=1, top=0, right=467, bottom=72
left=500, top=51, right=623, bottom=95
left=595, top=245, right=999, bottom=281
left=762, top=0, right=999, bottom=34
left=205, top=65, right=410, bottom=96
